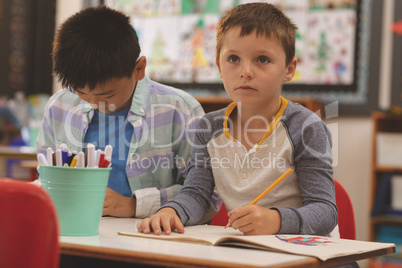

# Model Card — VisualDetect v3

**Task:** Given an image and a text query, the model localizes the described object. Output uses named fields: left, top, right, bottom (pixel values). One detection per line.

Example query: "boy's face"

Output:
left=74, top=57, right=146, bottom=114
left=216, top=27, right=297, bottom=110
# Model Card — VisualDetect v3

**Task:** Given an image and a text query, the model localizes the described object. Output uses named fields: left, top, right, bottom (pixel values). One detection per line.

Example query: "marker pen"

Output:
left=59, top=143, right=68, bottom=151
left=98, top=153, right=105, bottom=168
left=102, top=156, right=111, bottom=168
left=105, top=145, right=113, bottom=161
left=61, top=149, right=68, bottom=166
left=87, top=144, right=96, bottom=168
left=66, top=150, right=74, bottom=166
left=55, top=149, right=62, bottom=167
left=46, top=147, right=54, bottom=166
left=70, top=156, right=78, bottom=167
left=37, top=153, right=48, bottom=166
left=95, top=149, right=102, bottom=167
left=76, top=151, right=85, bottom=168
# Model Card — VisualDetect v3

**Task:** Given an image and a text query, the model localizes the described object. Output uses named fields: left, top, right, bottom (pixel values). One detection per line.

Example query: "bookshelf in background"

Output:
left=370, top=112, right=402, bottom=267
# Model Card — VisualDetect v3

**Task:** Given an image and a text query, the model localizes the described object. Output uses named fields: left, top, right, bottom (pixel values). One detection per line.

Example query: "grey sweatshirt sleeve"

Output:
left=161, top=113, right=219, bottom=225
left=275, top=104, right=338, bottom=236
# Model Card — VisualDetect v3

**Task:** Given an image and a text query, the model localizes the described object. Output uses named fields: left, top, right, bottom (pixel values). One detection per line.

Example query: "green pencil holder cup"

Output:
left=39, top=165, right=111, bottom=236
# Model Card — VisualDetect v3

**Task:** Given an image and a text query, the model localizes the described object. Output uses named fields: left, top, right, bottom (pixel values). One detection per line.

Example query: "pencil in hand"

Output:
left=225, top=168, right=293, bottom=229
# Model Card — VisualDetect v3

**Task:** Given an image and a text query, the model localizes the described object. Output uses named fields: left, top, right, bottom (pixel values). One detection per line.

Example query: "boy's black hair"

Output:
left=52, top=5, right=140, bottom=90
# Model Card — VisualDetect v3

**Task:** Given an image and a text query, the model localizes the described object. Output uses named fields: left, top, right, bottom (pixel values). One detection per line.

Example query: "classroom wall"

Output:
left=333, top=0, right=394, bottom=246
left=54, top=0, right=395, bottom=252
left=52, top=0, right=83, bottom=93
left=330, top=118, right=372, bottom=239
left=329, top=118, right=373, bottom=268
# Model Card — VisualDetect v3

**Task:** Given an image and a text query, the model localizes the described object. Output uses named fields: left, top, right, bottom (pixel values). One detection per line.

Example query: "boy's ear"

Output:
left=283, top=57, right=298, bottom=82
left=215, top=58, right=222, bottom=77
left=134, top=56, right=147, bottom=80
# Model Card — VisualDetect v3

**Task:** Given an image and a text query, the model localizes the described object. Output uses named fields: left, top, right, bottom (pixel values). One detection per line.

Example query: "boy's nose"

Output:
left=87, top=96, right=99, bottom=107
left=240, top=62, right=254, bottom=79
left=88, top=96, right=106, bottom=110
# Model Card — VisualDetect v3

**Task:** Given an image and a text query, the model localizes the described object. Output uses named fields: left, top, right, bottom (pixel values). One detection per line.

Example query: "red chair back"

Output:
left=210, top=179, right=356, bottom=240
left=0, top=178, right=59, bottom=268
left=210, top=202, right=228, bottom=226
left=334, top=179, right=356, bottom=240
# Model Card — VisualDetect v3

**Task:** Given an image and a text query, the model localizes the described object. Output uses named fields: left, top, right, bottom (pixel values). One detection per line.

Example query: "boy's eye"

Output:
left=257, top=56, right=270, bottom=64
left=75, top=90, right=85, bottom=95
left=228, top=55, right=239, bottom=63
left=104, top=94, right=115, bottom=99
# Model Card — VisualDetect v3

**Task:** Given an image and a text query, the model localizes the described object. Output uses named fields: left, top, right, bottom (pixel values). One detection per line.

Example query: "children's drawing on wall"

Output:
left=105, top=0, right=358, bottom=85
left=305, top=9, right=356, bottom=84
left=181, top=0, right=220, bottom=14
left=107, top=0, right=181, bottom=16
left=283, top=8, right=309, bottom=83
left=181, top=15, right=219, bottom=83
left=148, top=29, right=170, bottom=80
left=137, top=16, right=181, bottom=81
left=310, top=0, right=356, bottom=9
left=191, top=18, right=208, bottom=81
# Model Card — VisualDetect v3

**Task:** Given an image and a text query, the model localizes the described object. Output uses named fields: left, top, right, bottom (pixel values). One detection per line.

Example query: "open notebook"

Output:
left=118, top=224, right=395, bottom=262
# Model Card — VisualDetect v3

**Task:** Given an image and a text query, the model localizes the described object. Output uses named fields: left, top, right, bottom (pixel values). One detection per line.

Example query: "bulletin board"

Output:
left=0, top=0, right=55, bottom=99
left=103, top=0, right=382, bottom=115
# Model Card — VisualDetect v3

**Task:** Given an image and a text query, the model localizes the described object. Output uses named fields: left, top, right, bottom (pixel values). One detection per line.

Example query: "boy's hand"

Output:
left=136, top=207, right=184, bottom=235
left=227, top=205, right=280, bottom=235
left=103, top=187, right=136, bottom=217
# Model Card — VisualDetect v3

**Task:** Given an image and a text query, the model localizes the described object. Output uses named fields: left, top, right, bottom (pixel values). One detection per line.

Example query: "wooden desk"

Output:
left=60, top=218, right=318, bottom=268
left=0, top=146, right=36, bottom=160
left=19, top=160, right=39, bottom=181
left=60, top=218, right=394, bottom=268
left=0, top=146, right=36, bottom=178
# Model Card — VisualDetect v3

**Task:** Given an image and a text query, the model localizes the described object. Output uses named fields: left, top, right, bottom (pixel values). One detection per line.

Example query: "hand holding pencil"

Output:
left=225, top=168, right=293, bottom=234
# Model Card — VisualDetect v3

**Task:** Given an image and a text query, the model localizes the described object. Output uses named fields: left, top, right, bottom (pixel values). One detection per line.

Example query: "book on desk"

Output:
left=118, top=224, right=395, bottom=262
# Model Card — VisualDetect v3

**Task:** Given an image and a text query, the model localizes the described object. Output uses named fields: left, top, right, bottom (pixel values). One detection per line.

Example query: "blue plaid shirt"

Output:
left=36, top=76, right=215, bottom=218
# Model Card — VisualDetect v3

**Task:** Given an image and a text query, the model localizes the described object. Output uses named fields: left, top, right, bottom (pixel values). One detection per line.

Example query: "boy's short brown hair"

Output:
left=216, top=2, right=297, bottom=66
